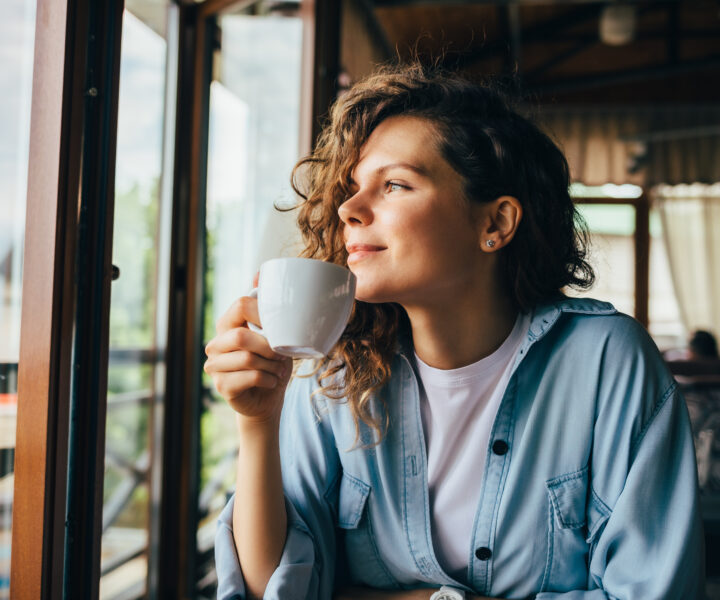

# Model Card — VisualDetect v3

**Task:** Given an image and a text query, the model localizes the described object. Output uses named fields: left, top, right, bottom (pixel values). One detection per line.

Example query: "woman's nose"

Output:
left=338, top=192, right=373, bottom=226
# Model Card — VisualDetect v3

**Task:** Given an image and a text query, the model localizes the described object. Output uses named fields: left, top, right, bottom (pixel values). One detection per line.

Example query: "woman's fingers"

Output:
left=204, top=349, right=287, bottom=378
left=215, top=296, right=261, bottom=334
left=213, top=370, right=282, bottom=399
left=206, top=326, right=280, bottom=360
left=205, top=294, right=295, bottom=409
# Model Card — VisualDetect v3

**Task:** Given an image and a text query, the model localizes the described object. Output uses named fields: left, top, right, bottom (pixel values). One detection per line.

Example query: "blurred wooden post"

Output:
left=635, top=192, right=650, bottom=329
left=299, top=0, right=342, bottom=153
left=158, top=2, right=211, bottom=596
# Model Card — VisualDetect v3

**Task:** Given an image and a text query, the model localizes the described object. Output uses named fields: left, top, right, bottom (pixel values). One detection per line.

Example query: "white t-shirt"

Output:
left=414, top=312, right=531, bottom=580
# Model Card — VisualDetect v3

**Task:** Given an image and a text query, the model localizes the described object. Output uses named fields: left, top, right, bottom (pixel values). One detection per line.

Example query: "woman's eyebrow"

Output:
left=350, top=162, right=429, bottom=184
left=376, top=162, right=429, bottom=176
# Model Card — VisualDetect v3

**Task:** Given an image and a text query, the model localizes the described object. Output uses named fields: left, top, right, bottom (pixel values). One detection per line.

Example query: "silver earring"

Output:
left=486, top=240, right=496, bottom=248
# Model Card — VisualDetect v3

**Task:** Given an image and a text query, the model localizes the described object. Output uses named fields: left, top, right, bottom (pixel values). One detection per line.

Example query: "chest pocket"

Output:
left=541, top=466, right=594, bottom=593
left=337, top=472, right=400, bottom=589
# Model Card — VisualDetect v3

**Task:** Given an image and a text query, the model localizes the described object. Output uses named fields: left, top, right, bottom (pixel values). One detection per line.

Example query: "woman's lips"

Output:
left=346, top=243, right=386, bottom=264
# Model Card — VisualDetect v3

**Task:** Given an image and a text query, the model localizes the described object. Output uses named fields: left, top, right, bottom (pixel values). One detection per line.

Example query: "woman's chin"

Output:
left=355, top=294, right=384, bottom=304
left=354, top=287, right=394, bottom=305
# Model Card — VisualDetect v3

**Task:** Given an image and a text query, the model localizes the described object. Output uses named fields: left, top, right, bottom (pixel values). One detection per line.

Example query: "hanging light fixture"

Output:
left=599, top=3, right=637, bottom=46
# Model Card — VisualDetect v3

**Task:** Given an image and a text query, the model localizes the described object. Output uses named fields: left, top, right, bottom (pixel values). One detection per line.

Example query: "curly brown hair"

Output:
left=290, top=62, right=593, bottom=444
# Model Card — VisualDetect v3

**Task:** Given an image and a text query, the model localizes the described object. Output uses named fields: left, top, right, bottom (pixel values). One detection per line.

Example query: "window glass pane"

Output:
left=102, top=5, right=172, bottom=598
left=198, top=6, right=304, bottom=594
left=0, top=0, right=36, bottom=594
left=569, top=182, right=643, bottom=199
left=648, top=208, right=683, bottom=351
left=568, top=203, right=636, bottom=316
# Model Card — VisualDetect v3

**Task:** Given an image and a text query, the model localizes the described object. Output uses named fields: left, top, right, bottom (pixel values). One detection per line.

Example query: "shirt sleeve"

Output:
left=536, top=383, right=705, bottom=600
left=215, top=372, right=342, bottom=600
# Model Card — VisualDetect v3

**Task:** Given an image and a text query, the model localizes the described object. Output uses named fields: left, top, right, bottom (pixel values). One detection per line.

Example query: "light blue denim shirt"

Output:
left=215, top=298, right=705, bottom=599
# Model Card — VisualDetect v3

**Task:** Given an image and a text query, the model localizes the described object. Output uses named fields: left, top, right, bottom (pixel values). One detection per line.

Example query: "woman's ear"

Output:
left=479, top=195, right=523, bottom=252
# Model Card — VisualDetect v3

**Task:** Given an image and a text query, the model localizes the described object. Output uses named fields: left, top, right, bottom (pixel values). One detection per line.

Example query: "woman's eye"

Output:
left=386, top=182, right=407, bottom=193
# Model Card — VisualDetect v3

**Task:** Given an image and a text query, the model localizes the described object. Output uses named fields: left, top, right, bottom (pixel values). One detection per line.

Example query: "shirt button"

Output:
left=475, top=547, right=492, bottom=560
left=492, top=440, right=509, bottom=455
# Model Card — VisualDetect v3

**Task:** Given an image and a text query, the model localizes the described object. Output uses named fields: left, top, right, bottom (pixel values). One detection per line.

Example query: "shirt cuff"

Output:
left=215, top=494, right=319, bottom=600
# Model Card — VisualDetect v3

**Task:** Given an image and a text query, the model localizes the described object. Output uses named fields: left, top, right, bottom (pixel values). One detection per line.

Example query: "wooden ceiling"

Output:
left=368, top=1, right=720, bottom=103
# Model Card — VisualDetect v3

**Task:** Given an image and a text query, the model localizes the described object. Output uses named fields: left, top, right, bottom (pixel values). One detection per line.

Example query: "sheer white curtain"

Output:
left=655, top=184, right=720, bottom=337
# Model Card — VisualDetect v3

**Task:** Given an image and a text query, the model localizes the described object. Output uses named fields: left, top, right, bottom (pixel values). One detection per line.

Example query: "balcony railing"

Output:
left=1, top=348, right=233, bottom=599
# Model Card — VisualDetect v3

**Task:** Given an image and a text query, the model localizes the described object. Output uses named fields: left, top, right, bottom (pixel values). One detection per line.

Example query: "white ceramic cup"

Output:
left=248, top=257, right=356, bottom=359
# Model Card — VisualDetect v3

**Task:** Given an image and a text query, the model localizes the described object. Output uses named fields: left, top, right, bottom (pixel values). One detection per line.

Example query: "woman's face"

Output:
left=339, top=115, right=492, bottom=307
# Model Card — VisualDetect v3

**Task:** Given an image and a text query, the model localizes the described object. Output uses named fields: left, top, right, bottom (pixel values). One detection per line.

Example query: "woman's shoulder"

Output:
left=538, top=296, right=661, bottom=357
left=531, top=296, right=675, bottom=400
left=535, top=297, right=678, bottom=434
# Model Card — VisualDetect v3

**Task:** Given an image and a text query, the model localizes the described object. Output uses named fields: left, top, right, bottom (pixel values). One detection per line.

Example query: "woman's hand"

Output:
left=204, top=294, right=293, bottom=423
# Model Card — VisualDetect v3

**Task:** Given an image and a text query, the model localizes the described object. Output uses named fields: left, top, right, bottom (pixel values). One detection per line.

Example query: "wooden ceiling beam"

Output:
left=524, top=38, right=594, bottom=81
left=528, top=53, right=720, bottom=95
left=443, top=3, right=603, bottom=69
left=352, top=0, right=395, bottom=60
left=524, top=4, right=661, bottom=81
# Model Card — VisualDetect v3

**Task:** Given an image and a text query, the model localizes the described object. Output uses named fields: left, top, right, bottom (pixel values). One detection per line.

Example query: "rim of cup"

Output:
left=261, top=257, right=353, bottom=275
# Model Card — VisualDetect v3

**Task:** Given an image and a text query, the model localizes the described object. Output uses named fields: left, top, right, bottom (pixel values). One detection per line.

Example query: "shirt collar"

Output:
left=528, top=297, right=616, bottom=341
left=395, top=296, right=617, bottom=359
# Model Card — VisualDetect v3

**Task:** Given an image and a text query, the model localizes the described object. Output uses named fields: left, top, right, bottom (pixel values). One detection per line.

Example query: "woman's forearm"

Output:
left=233, top=414, right=287, bottom=599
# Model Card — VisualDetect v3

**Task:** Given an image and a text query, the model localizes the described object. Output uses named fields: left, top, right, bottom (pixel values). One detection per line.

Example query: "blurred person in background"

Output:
left=688, top=330, right=719, bottom=360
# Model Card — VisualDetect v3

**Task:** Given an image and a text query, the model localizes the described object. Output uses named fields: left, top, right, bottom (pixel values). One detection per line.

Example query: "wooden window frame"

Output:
left=11, top=0, right=124, bottom=598
left=575, top=193, right=650, bottom=328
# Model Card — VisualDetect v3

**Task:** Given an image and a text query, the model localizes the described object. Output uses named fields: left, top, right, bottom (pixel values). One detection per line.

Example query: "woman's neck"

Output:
left=405, top=286, right=519, bottom=370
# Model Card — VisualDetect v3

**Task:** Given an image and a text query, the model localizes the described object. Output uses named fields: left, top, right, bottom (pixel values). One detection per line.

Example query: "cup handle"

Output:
left=247, top=288, right=263, bottom=334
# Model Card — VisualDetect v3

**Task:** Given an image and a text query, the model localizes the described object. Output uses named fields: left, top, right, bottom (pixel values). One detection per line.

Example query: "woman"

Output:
left=205, top=64, right=704, bottom=599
